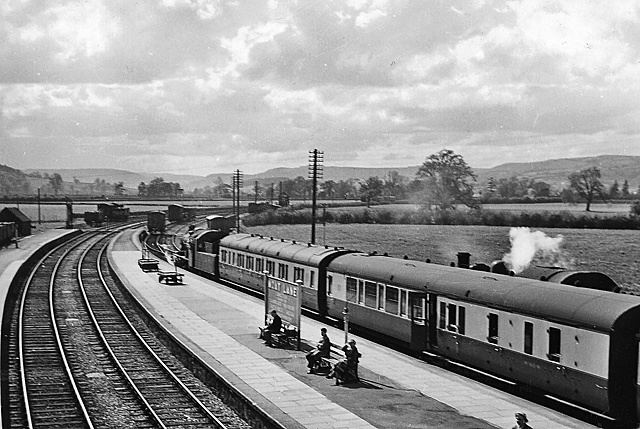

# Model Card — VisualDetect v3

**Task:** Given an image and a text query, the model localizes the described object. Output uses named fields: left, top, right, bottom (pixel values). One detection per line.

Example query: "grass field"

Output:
left=330, top=202, right=634, bottom=216
left=245, top=223, right=640, bottom=294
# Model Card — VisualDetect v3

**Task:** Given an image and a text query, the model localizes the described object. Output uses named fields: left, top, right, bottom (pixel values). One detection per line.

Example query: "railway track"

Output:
left=4, top=226, right=252, bottom=428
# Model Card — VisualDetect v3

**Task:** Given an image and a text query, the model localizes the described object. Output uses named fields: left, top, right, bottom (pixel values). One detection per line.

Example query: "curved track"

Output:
left=4, top=226, right=252, bottom=429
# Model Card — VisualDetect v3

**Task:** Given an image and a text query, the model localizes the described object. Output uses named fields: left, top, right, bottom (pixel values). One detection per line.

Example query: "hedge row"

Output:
left=243, top=207, right=640, bottom=229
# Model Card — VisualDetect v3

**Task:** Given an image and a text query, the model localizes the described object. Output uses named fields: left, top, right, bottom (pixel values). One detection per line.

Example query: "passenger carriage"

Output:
left=326, top=254, right=640, bottom=427
left=185, top=227, right=640, bottom=427
left=217, top=233, right=351, bottom=314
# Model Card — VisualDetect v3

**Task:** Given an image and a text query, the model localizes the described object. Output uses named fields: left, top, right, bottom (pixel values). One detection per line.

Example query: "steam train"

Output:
left=177, top=228, right=640, bottom=428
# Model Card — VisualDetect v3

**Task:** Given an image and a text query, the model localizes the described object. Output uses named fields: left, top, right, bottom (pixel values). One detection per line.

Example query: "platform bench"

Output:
left=158, top=271, right=184, bottom=285
left=259, top=322, right=299, bottom=349
left=138, top=258, right=159, bottom=272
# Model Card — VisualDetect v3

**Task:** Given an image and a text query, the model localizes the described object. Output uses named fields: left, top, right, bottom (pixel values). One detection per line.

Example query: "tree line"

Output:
left=1, top=153, right=639, bottom=210
left=192, top=149, right=639, bottom=213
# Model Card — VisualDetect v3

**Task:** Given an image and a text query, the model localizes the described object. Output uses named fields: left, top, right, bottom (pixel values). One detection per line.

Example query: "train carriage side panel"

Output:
left=217, top=234, right=349, bottom=315
left=327, top=251, right=640, bottom=425
left=609, top=306, right=640, bottom=428
left=436, top=296, right=610, bottom=411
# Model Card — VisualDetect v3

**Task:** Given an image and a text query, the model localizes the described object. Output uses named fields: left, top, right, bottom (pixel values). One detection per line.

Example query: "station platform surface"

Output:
left=108, top=228, right=597, bottom=429
left=0, top=227, right=79, bottom=309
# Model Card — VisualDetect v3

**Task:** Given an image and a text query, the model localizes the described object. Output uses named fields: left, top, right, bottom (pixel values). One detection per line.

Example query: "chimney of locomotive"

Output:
left=457, top=252, right=471, bottom=269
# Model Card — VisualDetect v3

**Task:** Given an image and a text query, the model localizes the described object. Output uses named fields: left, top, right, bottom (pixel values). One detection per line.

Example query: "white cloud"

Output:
left=3, top=0, right=640, bottom=174
left=161, top=0, right=223, bottom=19
left=46, top=0, right=120, bottom=61
left=220, top=21, right=288, bottom=76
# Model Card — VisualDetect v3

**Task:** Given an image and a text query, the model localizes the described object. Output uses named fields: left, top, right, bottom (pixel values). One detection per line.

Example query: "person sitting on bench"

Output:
left=306, top=328, right=331, bottom=373
left=261, top=310, right=282, bottom=347
left=328, top=339, right=361, bottom=385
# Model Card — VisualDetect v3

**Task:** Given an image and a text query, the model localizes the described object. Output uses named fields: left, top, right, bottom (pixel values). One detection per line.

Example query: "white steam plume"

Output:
left=503, top=227, right=573, bottom=274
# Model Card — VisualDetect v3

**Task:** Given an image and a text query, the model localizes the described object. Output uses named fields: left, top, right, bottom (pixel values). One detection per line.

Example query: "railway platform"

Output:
left=109, top=227, right=597, bottom=429
left=0, top=227, right=79, bottom=310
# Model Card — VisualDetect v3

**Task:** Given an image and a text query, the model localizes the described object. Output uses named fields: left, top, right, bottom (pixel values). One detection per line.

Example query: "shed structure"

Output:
left=0, top=208, right=32, bottom=236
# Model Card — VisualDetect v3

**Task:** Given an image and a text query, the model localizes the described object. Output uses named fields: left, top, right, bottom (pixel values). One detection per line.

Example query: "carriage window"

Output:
left=548, top=327, right=561, bottom=362
left=220, top=250, right=227, bottom=263
left=378, top=284, right=385, bottom=310
left=310, top=271, right=315, bottom=288
left=277, top=263, right=288, bottom=280
left=238, top=254, right=244, bottom=267
left=346, top=277, right=357, bottom=302
left=266, top=260, right=275, bottom=275
left=524, top=322, right=533, bottom=355
left=385, top=286, right=399, bottom=314
left=327, top=275, right=333, bottom=295
left=246, top=256, right=254, bottom=270
left=412, top=295, right=425, bottom=322
left=447, top=304, right=457, bottom=332
left=487, top=313, right=499, bottom=344
left=458, top=307, right=465, bottom=335
left=256, top=258, right=263, bottom=272
left=400, top=290, right=407, bottom=316
left=231, top=252, right=236, bottom=265
left=358, top=280, right=365, bottom=304
left=365, top=281, right=377, bottom=308
left=294, top=267, right=304, bottom=283
left=439, top=302, right=446, bottom=329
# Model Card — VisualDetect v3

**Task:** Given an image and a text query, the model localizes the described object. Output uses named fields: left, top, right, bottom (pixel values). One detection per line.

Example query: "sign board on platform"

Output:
left=264, top=273, right=302, bottom=346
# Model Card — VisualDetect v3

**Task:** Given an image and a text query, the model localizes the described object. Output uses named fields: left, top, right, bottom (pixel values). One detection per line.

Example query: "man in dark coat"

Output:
left=262, top=310, right=282, bottom=346
left=306, top=328, right=331, bottom=373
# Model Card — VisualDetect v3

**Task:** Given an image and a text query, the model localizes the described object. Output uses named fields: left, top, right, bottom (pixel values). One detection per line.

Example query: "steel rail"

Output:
left=81, top=240, right=229, bottom=428
left=76, top=240, right=167, bottom=428
left=18, top=232, right=96, bottom=429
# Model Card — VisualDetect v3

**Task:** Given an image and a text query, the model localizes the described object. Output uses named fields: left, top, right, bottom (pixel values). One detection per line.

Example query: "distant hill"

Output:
left=474, top=155, right=640, bottom=191
left=17, top=154, right=640, bottom=193
left=23, top=168, right=209, bottom=192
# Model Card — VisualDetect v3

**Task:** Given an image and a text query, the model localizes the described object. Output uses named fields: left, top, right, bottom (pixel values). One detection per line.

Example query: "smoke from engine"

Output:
left=502, top=227, right=574, bottom=274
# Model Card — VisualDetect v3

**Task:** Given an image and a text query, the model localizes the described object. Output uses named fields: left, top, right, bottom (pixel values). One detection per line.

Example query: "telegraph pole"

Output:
left=308, top=149, right=323, bottom=244
left=254, top=181, right=259, bottom=203
left=233, top=170, right=243, bottom=232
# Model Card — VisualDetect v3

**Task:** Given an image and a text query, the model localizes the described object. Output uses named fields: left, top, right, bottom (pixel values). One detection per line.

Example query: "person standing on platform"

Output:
left=306, top=328, right=331, bottom=373
left=512, top=412, right=532, bottom=429
left=262, top=310, right=282, bottom=347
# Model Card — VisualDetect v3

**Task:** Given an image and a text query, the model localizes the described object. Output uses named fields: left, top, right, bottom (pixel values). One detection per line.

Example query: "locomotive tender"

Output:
left=184, top=231, right=640, bottom=428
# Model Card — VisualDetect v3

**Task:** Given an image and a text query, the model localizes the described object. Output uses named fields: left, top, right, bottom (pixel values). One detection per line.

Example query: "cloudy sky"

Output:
left=2, top=0, right=640, bottom=175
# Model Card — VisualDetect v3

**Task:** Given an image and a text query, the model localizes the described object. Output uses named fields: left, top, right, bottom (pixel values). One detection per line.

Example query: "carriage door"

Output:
left=409, top=292, right=428, bottom=351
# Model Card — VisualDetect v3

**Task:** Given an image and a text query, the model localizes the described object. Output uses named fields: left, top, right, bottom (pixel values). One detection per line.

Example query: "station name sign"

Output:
left=267, top=278, right=298, bottom=297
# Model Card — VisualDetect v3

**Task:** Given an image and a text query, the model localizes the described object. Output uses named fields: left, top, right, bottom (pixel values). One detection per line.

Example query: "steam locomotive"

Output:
left=179, top=229, right=640, bottom=428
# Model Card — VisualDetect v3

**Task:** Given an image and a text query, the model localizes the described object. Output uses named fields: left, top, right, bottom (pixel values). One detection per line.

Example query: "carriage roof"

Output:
left=328, top=253, right=640, bottom=331
left=220, top=233, right=350, bottom=266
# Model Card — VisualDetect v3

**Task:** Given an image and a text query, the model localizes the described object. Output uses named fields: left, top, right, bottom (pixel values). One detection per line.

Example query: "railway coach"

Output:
left=187, top=231, right=640, bottom=427
left=324, top=253, right=640, bottom=427
left=216, top=234, right=351, bottom=314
